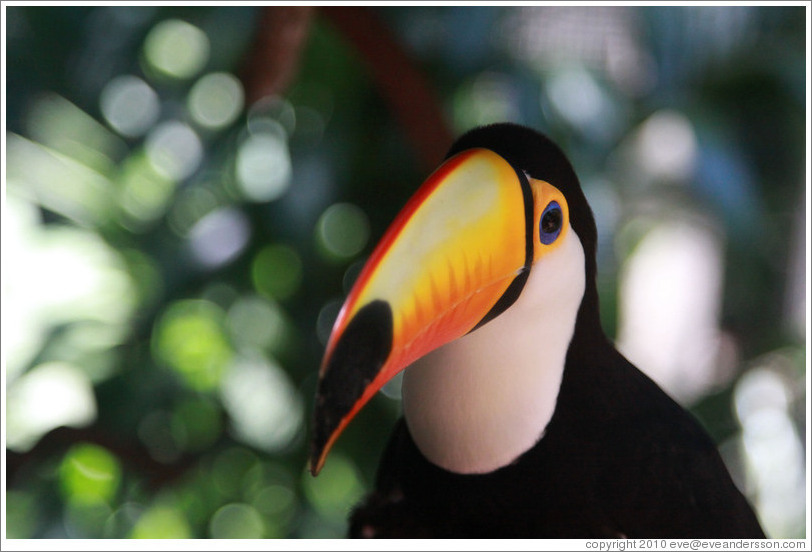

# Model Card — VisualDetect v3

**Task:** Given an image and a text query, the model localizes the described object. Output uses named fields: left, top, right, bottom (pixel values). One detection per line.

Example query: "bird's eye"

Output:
left=539, top=201, right=563, bottom=245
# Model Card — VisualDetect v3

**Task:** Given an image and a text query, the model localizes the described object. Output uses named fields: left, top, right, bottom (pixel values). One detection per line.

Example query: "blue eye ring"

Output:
left=539, top=201, right=563, bottom=245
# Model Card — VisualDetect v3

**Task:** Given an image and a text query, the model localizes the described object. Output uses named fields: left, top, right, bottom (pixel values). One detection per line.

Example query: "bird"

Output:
left=309, top=123, right=766, bottom=538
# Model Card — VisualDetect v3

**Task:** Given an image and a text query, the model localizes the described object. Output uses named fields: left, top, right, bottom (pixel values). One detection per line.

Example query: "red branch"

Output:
left=241, top=6, right=315, bottom=105
left=241, top=6, right=453, bottom=171
left=321, top=7, right=454, bottom=171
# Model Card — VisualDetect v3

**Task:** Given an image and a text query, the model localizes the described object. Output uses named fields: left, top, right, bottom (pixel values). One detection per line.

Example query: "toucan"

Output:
left=309, top=123, right=765, bottom=538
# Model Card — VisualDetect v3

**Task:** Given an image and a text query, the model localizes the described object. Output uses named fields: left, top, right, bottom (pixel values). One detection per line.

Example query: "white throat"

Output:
left=401, top=230, right=586, bottom=474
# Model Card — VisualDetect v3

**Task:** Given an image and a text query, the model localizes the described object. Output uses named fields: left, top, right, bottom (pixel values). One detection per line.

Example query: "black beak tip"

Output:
left=308, top=456, right=321, bottom=477
left=309, top=394, right=330, bottom=476
left=307, top=300, right=396, bottom=475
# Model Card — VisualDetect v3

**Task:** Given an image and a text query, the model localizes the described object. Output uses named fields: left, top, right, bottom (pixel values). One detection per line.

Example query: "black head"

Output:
left=447, top=123, right=602, bottom=337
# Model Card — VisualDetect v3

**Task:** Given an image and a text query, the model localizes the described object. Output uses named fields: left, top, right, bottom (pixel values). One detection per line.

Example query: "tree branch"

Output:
left=321, top=6, right=454, bottom=171
left=241, top=6, right=315, bottom=105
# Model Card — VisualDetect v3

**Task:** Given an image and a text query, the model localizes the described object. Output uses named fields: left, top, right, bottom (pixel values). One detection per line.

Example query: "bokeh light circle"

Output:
left=316, top=203, right=370, bottom=260
left=99, top=75, right=160, bottom=138
left=209, top=503, right=264, bottom=539
left=235, top=127, right=292, bottom=202
left=188, top=72, right=244, bottom=130
left=144, top=121, right=203, bottom=181
left=143, top=19, right=210, bottom=80
left=251, top=244, right=303, bottom=301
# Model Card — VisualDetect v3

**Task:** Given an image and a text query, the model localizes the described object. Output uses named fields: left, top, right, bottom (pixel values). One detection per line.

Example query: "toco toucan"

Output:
left=309, top=123, right=765, bottom=538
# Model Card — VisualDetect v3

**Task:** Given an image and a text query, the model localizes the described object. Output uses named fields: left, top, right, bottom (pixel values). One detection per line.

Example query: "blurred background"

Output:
left=3, top=5, right=807, bottom=540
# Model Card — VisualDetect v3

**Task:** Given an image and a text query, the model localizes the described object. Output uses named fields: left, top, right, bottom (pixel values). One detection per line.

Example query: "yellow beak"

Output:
left=311, top=148, right=534, bottom=475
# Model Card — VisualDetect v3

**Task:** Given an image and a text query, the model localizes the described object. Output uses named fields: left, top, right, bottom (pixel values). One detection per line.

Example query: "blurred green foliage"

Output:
left=4, top=5, right=807, bottom=540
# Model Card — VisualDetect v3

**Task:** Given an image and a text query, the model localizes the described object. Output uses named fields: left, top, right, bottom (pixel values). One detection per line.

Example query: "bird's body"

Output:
left=351, top=342, right=763, bottom=538
left=311, top=123, right=765, bottom=538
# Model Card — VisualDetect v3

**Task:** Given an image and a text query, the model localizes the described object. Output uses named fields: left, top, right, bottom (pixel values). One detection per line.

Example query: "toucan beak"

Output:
left=310, top=148, right=533, bottom=475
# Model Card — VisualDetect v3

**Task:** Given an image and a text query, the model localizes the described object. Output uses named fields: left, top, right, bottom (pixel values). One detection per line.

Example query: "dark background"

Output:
left=4, top=5, right=807, bottom=539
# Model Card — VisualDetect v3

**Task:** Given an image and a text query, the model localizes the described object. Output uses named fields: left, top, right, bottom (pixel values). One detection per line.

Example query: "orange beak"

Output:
left=310, top=148, right=534, bottom=475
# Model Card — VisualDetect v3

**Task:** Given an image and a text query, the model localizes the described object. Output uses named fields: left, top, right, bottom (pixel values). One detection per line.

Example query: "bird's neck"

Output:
left=401, top=232, right=586, bottom=474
